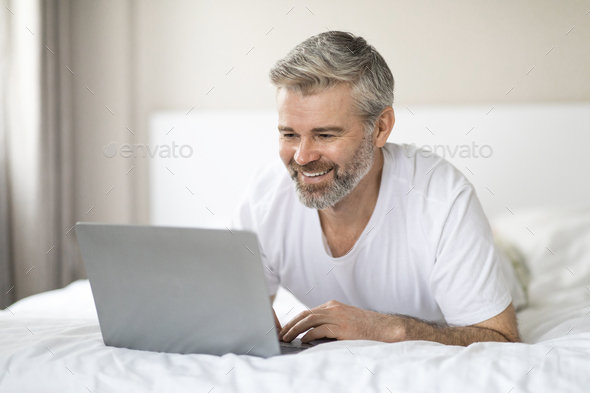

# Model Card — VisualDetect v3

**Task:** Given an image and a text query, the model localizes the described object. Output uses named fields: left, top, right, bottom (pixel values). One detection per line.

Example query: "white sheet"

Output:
left=1, top=206, right=589, bottom=392
left=1, top=302, right=588, bottom=392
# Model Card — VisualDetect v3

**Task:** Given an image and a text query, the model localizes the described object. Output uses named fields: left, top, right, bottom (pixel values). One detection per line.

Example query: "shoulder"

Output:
left=384, top=142, right=473, bottom=207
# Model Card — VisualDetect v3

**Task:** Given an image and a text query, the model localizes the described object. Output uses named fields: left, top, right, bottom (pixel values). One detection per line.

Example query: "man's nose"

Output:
left=294, top=137, right=321, bottom=166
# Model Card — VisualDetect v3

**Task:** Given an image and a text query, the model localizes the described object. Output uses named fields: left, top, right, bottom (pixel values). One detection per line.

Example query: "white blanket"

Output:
left=1, top=206, right=589, bottom=392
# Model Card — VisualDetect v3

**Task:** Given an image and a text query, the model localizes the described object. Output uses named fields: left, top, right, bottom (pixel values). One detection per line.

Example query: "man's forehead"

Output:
left=277, top=84, right=354, bottom=126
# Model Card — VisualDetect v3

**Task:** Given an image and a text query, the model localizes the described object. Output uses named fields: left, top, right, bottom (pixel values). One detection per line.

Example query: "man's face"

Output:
left=277, top=83, right=375, bottom=210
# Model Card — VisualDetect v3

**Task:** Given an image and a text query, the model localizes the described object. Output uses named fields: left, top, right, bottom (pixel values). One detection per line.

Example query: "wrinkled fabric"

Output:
left=0, top=280, right=588, bottom=392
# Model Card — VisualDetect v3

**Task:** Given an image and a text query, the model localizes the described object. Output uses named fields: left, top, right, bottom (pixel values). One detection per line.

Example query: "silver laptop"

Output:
left=75, top=222, right=332, bottom=357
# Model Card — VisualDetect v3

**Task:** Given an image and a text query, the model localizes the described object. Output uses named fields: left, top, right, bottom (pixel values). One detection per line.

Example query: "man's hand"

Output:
left=279, top=300, right=397, bottom=343
left=278, top=299, right=520, bottom=346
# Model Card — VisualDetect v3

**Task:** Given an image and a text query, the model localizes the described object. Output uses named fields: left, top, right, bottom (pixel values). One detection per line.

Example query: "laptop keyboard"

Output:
left=279, top=345, right=307, bottom=354
left=279, top=338, right=313, bottom=354
left=278, top=338, right=337, bottom=354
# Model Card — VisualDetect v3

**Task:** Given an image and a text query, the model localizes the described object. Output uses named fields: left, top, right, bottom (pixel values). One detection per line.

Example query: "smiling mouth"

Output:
left=300, top=168, right=333, bottom=178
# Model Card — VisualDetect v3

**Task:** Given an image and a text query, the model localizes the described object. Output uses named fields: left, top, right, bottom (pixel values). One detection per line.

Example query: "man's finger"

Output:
left=301, top=325, right=336, bottom=343
left=279, top=309, right=313, bottom=339
left=281, top=312, right=331, bottom=342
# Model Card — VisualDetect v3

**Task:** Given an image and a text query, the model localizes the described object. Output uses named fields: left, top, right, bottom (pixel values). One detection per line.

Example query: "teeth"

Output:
left=302, top=169, right=330, bottom=177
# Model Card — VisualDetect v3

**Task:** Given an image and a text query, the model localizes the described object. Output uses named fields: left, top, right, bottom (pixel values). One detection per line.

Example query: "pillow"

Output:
left=493, top=233, right=530, bottom=311
left=491, top=204, right=590, bottom=306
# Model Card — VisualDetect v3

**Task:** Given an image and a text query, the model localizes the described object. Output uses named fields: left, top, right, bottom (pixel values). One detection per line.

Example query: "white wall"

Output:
left=149, top=111, right=279, bottom=228
left=135, top=0, right=590, bottom=109
left=133, top=0, right=590, bottom=223
left=62, top=0, right=590, bottom=225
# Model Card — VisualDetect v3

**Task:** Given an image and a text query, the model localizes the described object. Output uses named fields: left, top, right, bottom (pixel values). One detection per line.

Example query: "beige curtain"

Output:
left=39, top=0, right=79, bottom=294
left=0, top=0, right=11, bottom=305
left=0, top=0, right=78, bottom=304
left=1, top=0, right=142, bottom=304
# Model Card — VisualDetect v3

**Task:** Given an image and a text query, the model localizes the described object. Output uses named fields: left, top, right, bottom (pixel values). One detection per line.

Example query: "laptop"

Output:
left=75, top=222, right=333, bottom=357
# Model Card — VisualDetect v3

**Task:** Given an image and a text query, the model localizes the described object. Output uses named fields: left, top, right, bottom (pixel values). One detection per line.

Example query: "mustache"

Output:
left=289, top=161, right=334, bottom=173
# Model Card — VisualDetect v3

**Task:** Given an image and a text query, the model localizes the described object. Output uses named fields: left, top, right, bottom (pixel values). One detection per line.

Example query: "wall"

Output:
left=57, top=0, right=590, bottom=226
left=2, top=0, right=587, bottom=298
left=132, top=0, right=590, bottom=222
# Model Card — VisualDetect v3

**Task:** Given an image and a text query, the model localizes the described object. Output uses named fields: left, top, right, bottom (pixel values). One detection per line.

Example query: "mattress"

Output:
left=1, top=206, right=589, bottom=392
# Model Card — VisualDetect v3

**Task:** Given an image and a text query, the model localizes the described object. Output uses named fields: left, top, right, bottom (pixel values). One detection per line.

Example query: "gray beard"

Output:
left=288, top=132, right=375, bottom=210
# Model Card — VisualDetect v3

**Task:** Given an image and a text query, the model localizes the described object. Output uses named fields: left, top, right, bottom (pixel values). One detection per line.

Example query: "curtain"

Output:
left=1, top=0, right=142, bottom=305
left=1, top=0, right=46, bottom=305
left=0, top=0, right=79, bottom=305
left=0, top=0, right=12, bottom=305
left=40, top=0, right=79, bottom=294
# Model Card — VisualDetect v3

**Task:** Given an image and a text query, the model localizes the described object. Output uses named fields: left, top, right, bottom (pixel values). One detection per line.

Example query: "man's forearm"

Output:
left=377, top=313, right=516, bottom=346
left=278, top=300, right=520, bottom=345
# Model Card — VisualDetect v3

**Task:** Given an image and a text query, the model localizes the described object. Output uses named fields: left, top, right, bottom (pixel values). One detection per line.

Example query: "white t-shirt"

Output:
left=229, top=142, right=512, bottom=326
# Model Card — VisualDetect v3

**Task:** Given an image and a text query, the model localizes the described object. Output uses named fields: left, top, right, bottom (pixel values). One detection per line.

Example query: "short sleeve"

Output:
left=229, top=186, right=280, bottom=298
left=429, top=184, right=512, bottom=326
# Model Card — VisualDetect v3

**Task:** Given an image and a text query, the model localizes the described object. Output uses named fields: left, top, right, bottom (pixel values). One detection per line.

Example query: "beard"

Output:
left=287, top=131, right=375, bottom=210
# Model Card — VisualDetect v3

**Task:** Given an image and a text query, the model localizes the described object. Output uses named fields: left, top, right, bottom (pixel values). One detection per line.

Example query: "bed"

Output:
left=1, top=205, right=589, bottom=392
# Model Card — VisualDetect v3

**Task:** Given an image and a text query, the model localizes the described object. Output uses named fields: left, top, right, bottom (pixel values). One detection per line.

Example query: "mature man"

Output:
left=230, top=31, right=520, bottom=346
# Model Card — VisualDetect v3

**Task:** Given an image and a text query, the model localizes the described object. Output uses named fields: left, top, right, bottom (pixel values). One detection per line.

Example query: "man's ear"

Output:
left=374, top=106, right=395, bottom=147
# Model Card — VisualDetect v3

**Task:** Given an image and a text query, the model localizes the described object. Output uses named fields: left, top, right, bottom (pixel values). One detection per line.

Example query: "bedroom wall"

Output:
left=3, top=0, right=588, bottom=300
left=131, top=0, right=590, bottom=223
left=68, top=0, right=590, bottom=225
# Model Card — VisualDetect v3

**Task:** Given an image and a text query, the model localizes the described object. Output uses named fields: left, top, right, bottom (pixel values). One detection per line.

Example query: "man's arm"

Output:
left=387, top=303, right=520, bottom=345
left=279, top=300, right=520, bottom=346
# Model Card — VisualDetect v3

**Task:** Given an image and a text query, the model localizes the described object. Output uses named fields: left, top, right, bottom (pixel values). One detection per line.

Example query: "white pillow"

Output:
left=491, top=204, right=590, bottom=307
left=492, top=233, right=529, bottom=311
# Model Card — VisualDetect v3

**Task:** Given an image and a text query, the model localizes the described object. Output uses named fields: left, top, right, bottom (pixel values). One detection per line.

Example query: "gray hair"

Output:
left=269, top=31, right=394, bottom=134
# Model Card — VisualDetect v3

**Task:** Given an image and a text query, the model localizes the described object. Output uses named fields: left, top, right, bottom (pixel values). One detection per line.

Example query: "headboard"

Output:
left=149, top=104, right=590, bottom=228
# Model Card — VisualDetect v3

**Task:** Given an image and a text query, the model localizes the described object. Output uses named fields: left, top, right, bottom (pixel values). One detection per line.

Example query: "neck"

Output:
left=318, top=147, right=384, bottom=232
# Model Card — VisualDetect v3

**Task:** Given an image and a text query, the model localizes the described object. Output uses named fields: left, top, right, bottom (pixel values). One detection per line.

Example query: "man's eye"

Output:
left=282, top=134, right=295, bottom=138
left=319, top=134, right=333, bottom=139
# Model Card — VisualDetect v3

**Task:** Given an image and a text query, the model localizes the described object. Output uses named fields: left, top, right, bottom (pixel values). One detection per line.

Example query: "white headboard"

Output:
left=149, top=104, right=590, bottom=227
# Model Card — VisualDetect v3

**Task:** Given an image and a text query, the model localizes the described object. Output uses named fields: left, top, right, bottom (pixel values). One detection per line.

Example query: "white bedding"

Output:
left=1, top=207, right=589, bottom=392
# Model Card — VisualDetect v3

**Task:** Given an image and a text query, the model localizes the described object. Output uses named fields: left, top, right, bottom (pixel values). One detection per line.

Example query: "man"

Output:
left=230, top=31, right=520, bottom=346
